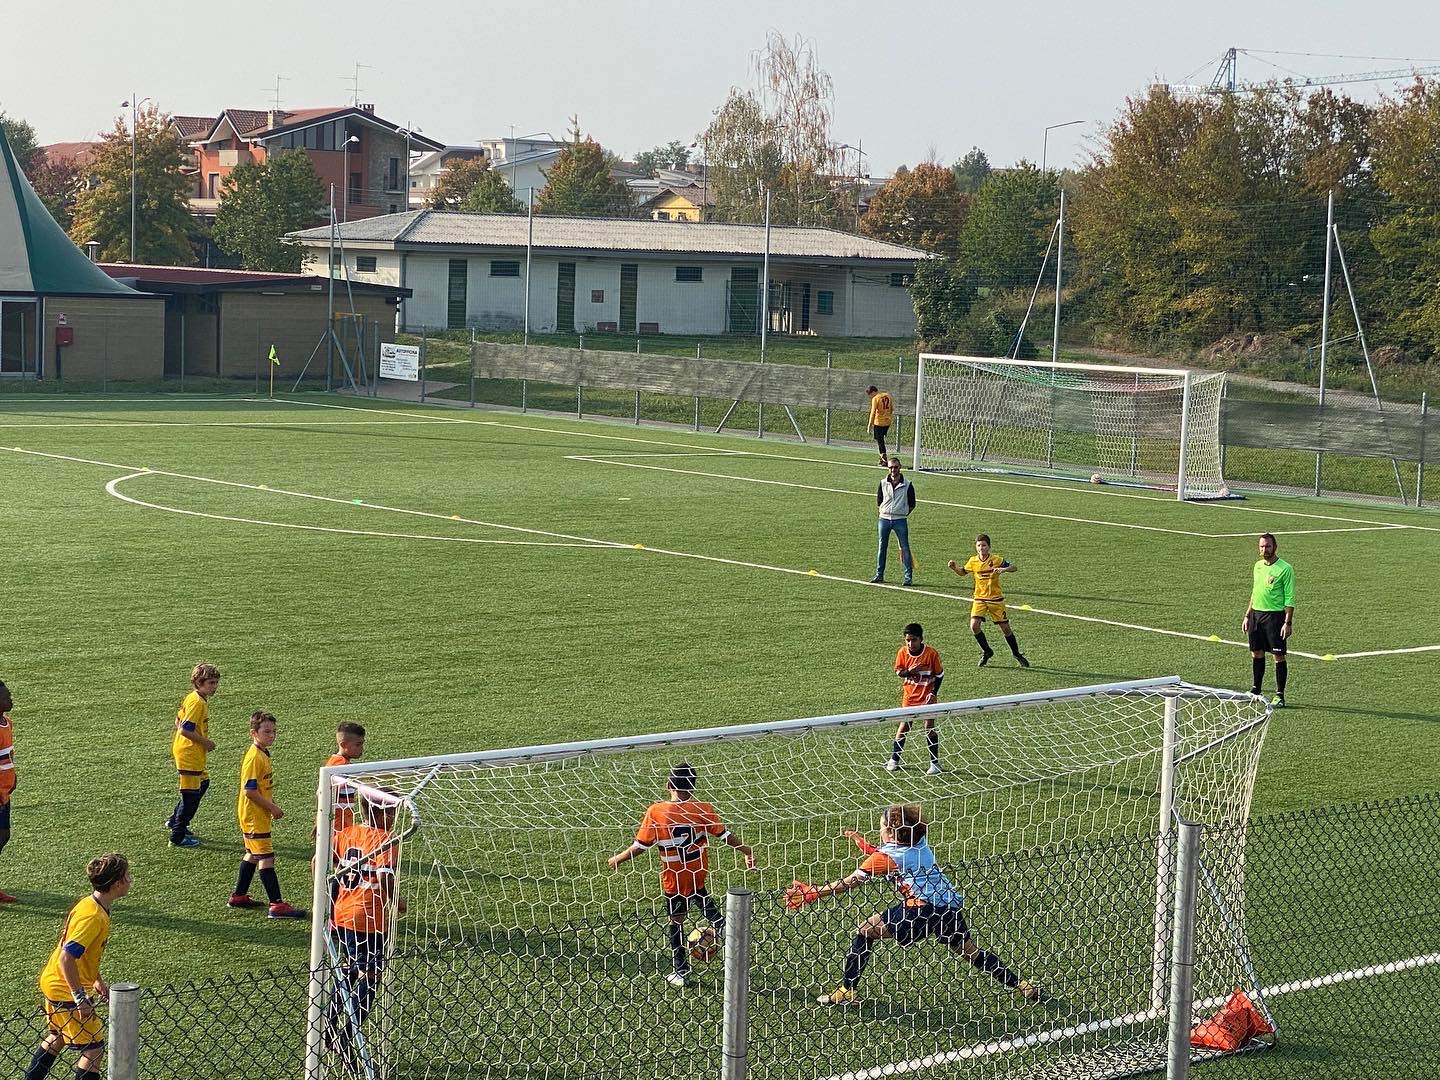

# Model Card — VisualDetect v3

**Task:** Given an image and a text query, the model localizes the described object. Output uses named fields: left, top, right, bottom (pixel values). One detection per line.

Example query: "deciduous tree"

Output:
left=860, top=162, right=967, bottom=256
left=428, top=157, right=525, bottom=214
left=212, top=150, right=326, bottom=271
left=537, top=120, right=633, bottom=217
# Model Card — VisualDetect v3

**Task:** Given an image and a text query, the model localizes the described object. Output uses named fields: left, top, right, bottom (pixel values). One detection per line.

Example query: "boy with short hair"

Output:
left=949, top=534, right=1029, bottom=668
left=229, top=711, right=306, bottom=919
left=0, top=679, right=17, bottom=902
left=326, top=722, right=367, bottom=834
left=166, top=663, right=220, bottom=848
left=888, top=623, right=944, bottom=775
left=608, top=762, right=756, bottom=988
left=25, top=853, right=132, bottom=1080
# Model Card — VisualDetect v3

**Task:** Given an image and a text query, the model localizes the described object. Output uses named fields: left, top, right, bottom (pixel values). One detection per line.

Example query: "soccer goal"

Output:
left=912, top=354, right=1230, bottom=500
left=303, top=678, right=1270, bottom=1080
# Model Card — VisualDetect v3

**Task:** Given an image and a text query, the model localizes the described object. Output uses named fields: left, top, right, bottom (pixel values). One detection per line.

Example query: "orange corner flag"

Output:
left=1191, top=989, right=1273, bottom=1051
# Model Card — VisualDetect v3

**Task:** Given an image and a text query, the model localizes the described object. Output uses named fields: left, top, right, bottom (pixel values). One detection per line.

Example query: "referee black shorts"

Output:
left=1248, top=610, right=1288, bottom=655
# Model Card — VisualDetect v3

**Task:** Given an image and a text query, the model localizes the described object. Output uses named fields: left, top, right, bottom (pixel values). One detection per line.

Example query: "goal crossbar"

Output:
left=918, top=352, right=1193, bottom=379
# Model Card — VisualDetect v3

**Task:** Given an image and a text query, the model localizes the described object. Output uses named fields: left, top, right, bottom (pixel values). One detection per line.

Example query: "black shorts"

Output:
left=873, top=425, right=890, bottom=443
left=665, top=889, right=715, bottom=918
left=881, top=903, right=970, bottom=947
left=334, top=928, right=386, bottom=974
left=1248, top=610, right=1288, bottom=655
left=0, top=799, right=9, bottom=831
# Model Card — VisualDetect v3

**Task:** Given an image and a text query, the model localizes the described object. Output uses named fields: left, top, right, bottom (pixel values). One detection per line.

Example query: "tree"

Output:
left=957, top=163, right=1059, bottom=288
left=701, top=89, right=782, bottom=224
left=952, top=147, right=991, bottom=194
left=753, top=31, right=838, bottom=225
left=860, top=162, right=968, bottom=256
left=428, top=157, right=525, bottom=213
left=0, top=111, right=42, bottom=172
left=633, top=140, right=692, bottom=177
left=537, top=119, right=633, bottom=217
left=69, top=104, right=194, bottom=263
left=911, top=258, right=978, bottom=348
left=212, top=150, right=326, bottom=271
left=27, top=153, right=83, bottom=231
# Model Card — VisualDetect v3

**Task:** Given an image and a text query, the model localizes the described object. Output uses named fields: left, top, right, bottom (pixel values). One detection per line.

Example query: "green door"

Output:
left=556, top=262, right=576, bottom=333
left=447, top=259, right=468, bottom=330
left=619, top=264, right=638, bottom=334
left=729, top=267, right=759, bottom=334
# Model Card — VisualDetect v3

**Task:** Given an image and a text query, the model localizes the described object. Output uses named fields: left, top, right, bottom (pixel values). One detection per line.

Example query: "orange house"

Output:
left=187, top=105, right=444, bottom=222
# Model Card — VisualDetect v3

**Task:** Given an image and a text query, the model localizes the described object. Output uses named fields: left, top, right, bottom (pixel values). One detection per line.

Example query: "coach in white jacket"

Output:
left=872, top=456, right=916, bottom=586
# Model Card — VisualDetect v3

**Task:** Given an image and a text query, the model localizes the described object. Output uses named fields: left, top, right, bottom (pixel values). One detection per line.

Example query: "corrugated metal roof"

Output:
left=290, top=210, right=929, bottom=262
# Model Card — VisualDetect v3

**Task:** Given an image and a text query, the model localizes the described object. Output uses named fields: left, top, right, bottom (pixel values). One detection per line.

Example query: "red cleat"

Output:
left=227, top=894, right=260, bottom=909
left=268, top=902, right=308, bottom=920
left=0, top=889, right=18, bottom=903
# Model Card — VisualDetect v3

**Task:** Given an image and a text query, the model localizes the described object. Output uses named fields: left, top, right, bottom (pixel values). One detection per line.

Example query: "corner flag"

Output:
left=269, top=345, right=279, bottom=366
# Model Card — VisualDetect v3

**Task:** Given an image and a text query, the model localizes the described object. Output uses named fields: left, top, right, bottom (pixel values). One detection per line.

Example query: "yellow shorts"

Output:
left=971, top=600, right=1009, bottom=623
left=176, top=767, right=208, bottom=791
left=44, top=999, right=105, bottom=1050
left=242, top=830, right=274, bottom=857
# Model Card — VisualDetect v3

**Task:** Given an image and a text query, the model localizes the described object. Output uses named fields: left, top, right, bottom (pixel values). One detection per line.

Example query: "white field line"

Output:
left=0, top=418, right=457, bottom=430
left=264, top=396, right=1439, bottom=533
left=104, top=473, right=611, bottom=548
left=1327, top=644, right=1440, bottom=659
left=7, top=443, right=1435, bottom=661
left=816, top=951, right=1440, bottom=1080
left=0, top=395, right=259, bottom=405
left=568, top=454, right=1401, bottom=539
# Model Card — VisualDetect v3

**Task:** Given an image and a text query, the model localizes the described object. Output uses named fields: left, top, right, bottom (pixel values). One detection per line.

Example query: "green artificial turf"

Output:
left=0, top=392, right=1436, bottom=1077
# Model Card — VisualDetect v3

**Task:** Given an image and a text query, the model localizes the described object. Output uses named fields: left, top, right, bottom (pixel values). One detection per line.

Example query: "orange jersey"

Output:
left=326, top=753, right=356, bottom=832
left=896, top=644, right=943, bottom=707
left=634, top=799, right=731, bottom=896
left=332, top=824, right=397, bottom=934
left=0, top=713, right=13, bottom=801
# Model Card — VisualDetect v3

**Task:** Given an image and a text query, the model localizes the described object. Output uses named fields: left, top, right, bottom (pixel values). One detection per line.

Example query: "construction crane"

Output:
left=1167, top=48, right=1440, bottom=95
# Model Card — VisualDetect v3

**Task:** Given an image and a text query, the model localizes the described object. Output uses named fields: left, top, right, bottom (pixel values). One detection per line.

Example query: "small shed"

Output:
left=99, top=265, right=410, bottom=379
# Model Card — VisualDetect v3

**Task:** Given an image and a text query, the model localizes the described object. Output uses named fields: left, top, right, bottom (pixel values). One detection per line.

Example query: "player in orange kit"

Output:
left=609, top=762, right=756, bottom=987
left=887, top=623, right=945, bottom=775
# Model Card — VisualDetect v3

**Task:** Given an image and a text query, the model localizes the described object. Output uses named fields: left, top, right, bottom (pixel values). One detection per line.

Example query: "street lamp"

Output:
left=1041, top=120, right=1085, bottom=173
left=835, top=141, right=868, bottom=229
left=398, top=124, right=421, bottom=211
left=341, top=134, right=360, bottom=221
left=119, top=94, right=152, bottom=261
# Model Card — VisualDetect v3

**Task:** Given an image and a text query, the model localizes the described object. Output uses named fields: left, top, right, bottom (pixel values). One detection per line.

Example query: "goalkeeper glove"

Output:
left=783, top=880, right=820, bottom=910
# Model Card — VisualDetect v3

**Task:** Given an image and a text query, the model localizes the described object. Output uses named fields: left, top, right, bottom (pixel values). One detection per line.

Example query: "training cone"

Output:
left=1190, top=989, right=1273, bottom=1051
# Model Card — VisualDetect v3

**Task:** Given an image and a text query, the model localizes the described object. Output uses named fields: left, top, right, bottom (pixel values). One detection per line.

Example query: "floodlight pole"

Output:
left=327, top=186, right=336, bottom=391
left=1315, top=190, right=1334, bottom=494
left=129, top=96, right=137, bottom=261
left=524, top=187, right=534, bottom=345
left=1052, top=188, right=1065, bottom=364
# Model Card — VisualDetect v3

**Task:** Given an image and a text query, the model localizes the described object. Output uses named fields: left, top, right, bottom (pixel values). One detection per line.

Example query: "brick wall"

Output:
left=217, top=292, right=397, bottom=379
left=48, top=297, right=166, bottom=381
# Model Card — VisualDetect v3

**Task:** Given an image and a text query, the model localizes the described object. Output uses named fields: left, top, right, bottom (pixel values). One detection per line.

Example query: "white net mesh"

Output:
left=307, top=679, right=1269, bottom=1079
left=913, top=355, right=1228, bottom=499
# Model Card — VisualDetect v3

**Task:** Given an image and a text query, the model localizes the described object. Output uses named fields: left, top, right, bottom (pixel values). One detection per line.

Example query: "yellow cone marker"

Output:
left=451, top=514, right=461, bottom=520
left=1322, top=654, right=1336, bottom=661
left=1018, top=604, right=1032, bottom=611
left=1208, top=635, right=1221, bottom=642
left=807, top=569, right=819, bottom=576
left=633, top=543, right=645, bottom=549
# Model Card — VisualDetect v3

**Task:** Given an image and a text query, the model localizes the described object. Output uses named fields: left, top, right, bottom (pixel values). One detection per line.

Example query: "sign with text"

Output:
left=379, top=342, right=420, bottom=382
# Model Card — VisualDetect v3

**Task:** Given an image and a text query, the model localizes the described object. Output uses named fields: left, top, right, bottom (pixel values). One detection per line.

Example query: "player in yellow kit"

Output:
left=166, top=663, right=220, bottom=848
left=25, top=854, right=131, bottom=1080
left=866, top=386, right=895, bottom=465
left=948, top=534, right=1029, bottom=668
left=229, top=711, right=306, bottom=919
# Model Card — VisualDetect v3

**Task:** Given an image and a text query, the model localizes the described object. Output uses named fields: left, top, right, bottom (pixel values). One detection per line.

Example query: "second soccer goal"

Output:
left=911, top=354, right=1230, bottom=500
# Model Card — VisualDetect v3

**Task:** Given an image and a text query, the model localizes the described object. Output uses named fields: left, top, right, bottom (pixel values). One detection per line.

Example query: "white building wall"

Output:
left=574, top=260, right=619, bottom=330
left=403, top=255, right=451, bottom=330
left=849, top=271, right=918, bottom=337
left=467, top=255, right=527, bottom=330
left=636, top=260, right=730, bottom=334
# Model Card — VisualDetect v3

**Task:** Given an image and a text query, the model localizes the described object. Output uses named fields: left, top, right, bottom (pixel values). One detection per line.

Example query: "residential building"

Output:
left=290, top=211, right=927, bottom=338
left=184, top=105, right=444, bottom=221
left=408, top=146, right=489, bottom=208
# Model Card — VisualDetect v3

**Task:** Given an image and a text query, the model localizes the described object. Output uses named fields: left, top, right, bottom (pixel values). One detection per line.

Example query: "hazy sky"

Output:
left=6, top=0, right=1439, bottom=173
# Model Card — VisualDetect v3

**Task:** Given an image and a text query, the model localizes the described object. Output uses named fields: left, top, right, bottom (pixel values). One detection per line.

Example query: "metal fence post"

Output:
left=635, top=389, right=641, bottom=424
left=824, top=351, right=832, bottom=444
left=895, top=354, right=905, bottom=450
left=695, top=342, right=702, bottom=430
left=108, top=983, right=141, bottom=1080
left=469, top=334, right=477, bottom=408
left=720, top=888, right=752, bottom=1080
left=1165, top=820, right=1203, bottom=1080
left=419, top=330, right=428, bottom=403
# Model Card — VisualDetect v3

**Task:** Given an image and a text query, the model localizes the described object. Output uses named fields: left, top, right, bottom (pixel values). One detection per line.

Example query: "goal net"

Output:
left=913, top=354, right=1229, bottom=500
left=304, top=678, right=1270, bottom=1080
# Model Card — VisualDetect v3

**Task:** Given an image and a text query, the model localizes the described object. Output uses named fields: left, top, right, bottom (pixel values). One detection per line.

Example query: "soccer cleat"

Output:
left=902, top=579, right=913, bottom=587
left=1271, top=694, right=1286, bottom=708
left=664, top=970, right=688, bottom=988
left=1017, top=979, right=1049, bottom=1003
left=169, top=835, right=201, bottom=848
left=927, top=761, right=943, bottom=776
left=227, top=894, right=261, bottom=909
left=818, top=986, right=857, bottom=1006
left=868, top=576, right=883, bottom=584
left=267, top=902, right=308, bottom=920
left=1015, top=654, right=1030, bottom=668
left=978, top=650, right=995, bottom=668
left=885, top=757, right=900, bottom=772
left=0, top=889, right=18, bottom=903
left=1248, top=686, right=1261, bottom=697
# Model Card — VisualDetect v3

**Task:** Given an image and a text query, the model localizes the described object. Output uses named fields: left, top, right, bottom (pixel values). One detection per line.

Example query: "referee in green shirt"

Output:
left=1242, top=533, right=1295, bottom=707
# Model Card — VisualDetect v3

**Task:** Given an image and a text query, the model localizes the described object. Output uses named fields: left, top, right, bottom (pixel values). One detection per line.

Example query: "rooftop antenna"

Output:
left=264, top=75, right=287, bottom=112
left=340, top=62, right=375, bottom=106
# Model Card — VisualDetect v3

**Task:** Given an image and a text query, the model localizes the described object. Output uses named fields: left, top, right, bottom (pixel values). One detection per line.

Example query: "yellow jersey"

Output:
left=171, top=691, right=210, bottom=771
left=964, top=554, right=1008, bottom=601
left=238, top=743, right=274, bottom=835
left=869, top=392, right=894, bottom=427
left=39, top=896, right=111, bottom=1001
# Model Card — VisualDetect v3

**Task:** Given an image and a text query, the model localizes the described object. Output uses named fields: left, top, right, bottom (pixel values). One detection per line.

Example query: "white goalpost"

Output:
left=303, top=678, right=1270, bottom=1080
left=912, top=354, right=1230, bottom=501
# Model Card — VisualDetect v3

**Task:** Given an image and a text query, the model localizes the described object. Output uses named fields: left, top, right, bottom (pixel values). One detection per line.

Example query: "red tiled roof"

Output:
left=171, top=116, right=217, bottom=139
left=223, top=109, right=272, bottom=137
left=42, top=142, right=99, bottom=167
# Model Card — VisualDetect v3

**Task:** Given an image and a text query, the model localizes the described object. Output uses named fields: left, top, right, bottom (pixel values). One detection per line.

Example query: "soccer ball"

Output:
left=1089, top=473, right=1104, bottom=485
left=1218, top=486, right=1231, bottom=498
left=687, top=926, right=719, bottom=962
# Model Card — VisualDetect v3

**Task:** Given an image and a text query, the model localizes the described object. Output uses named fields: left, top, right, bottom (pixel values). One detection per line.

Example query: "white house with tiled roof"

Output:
left=290, top=211, right=928, bottom=337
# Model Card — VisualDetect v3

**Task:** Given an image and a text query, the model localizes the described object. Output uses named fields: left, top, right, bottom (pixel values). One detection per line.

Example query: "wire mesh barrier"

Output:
left=2, top=785, right=1437, bottom=1077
